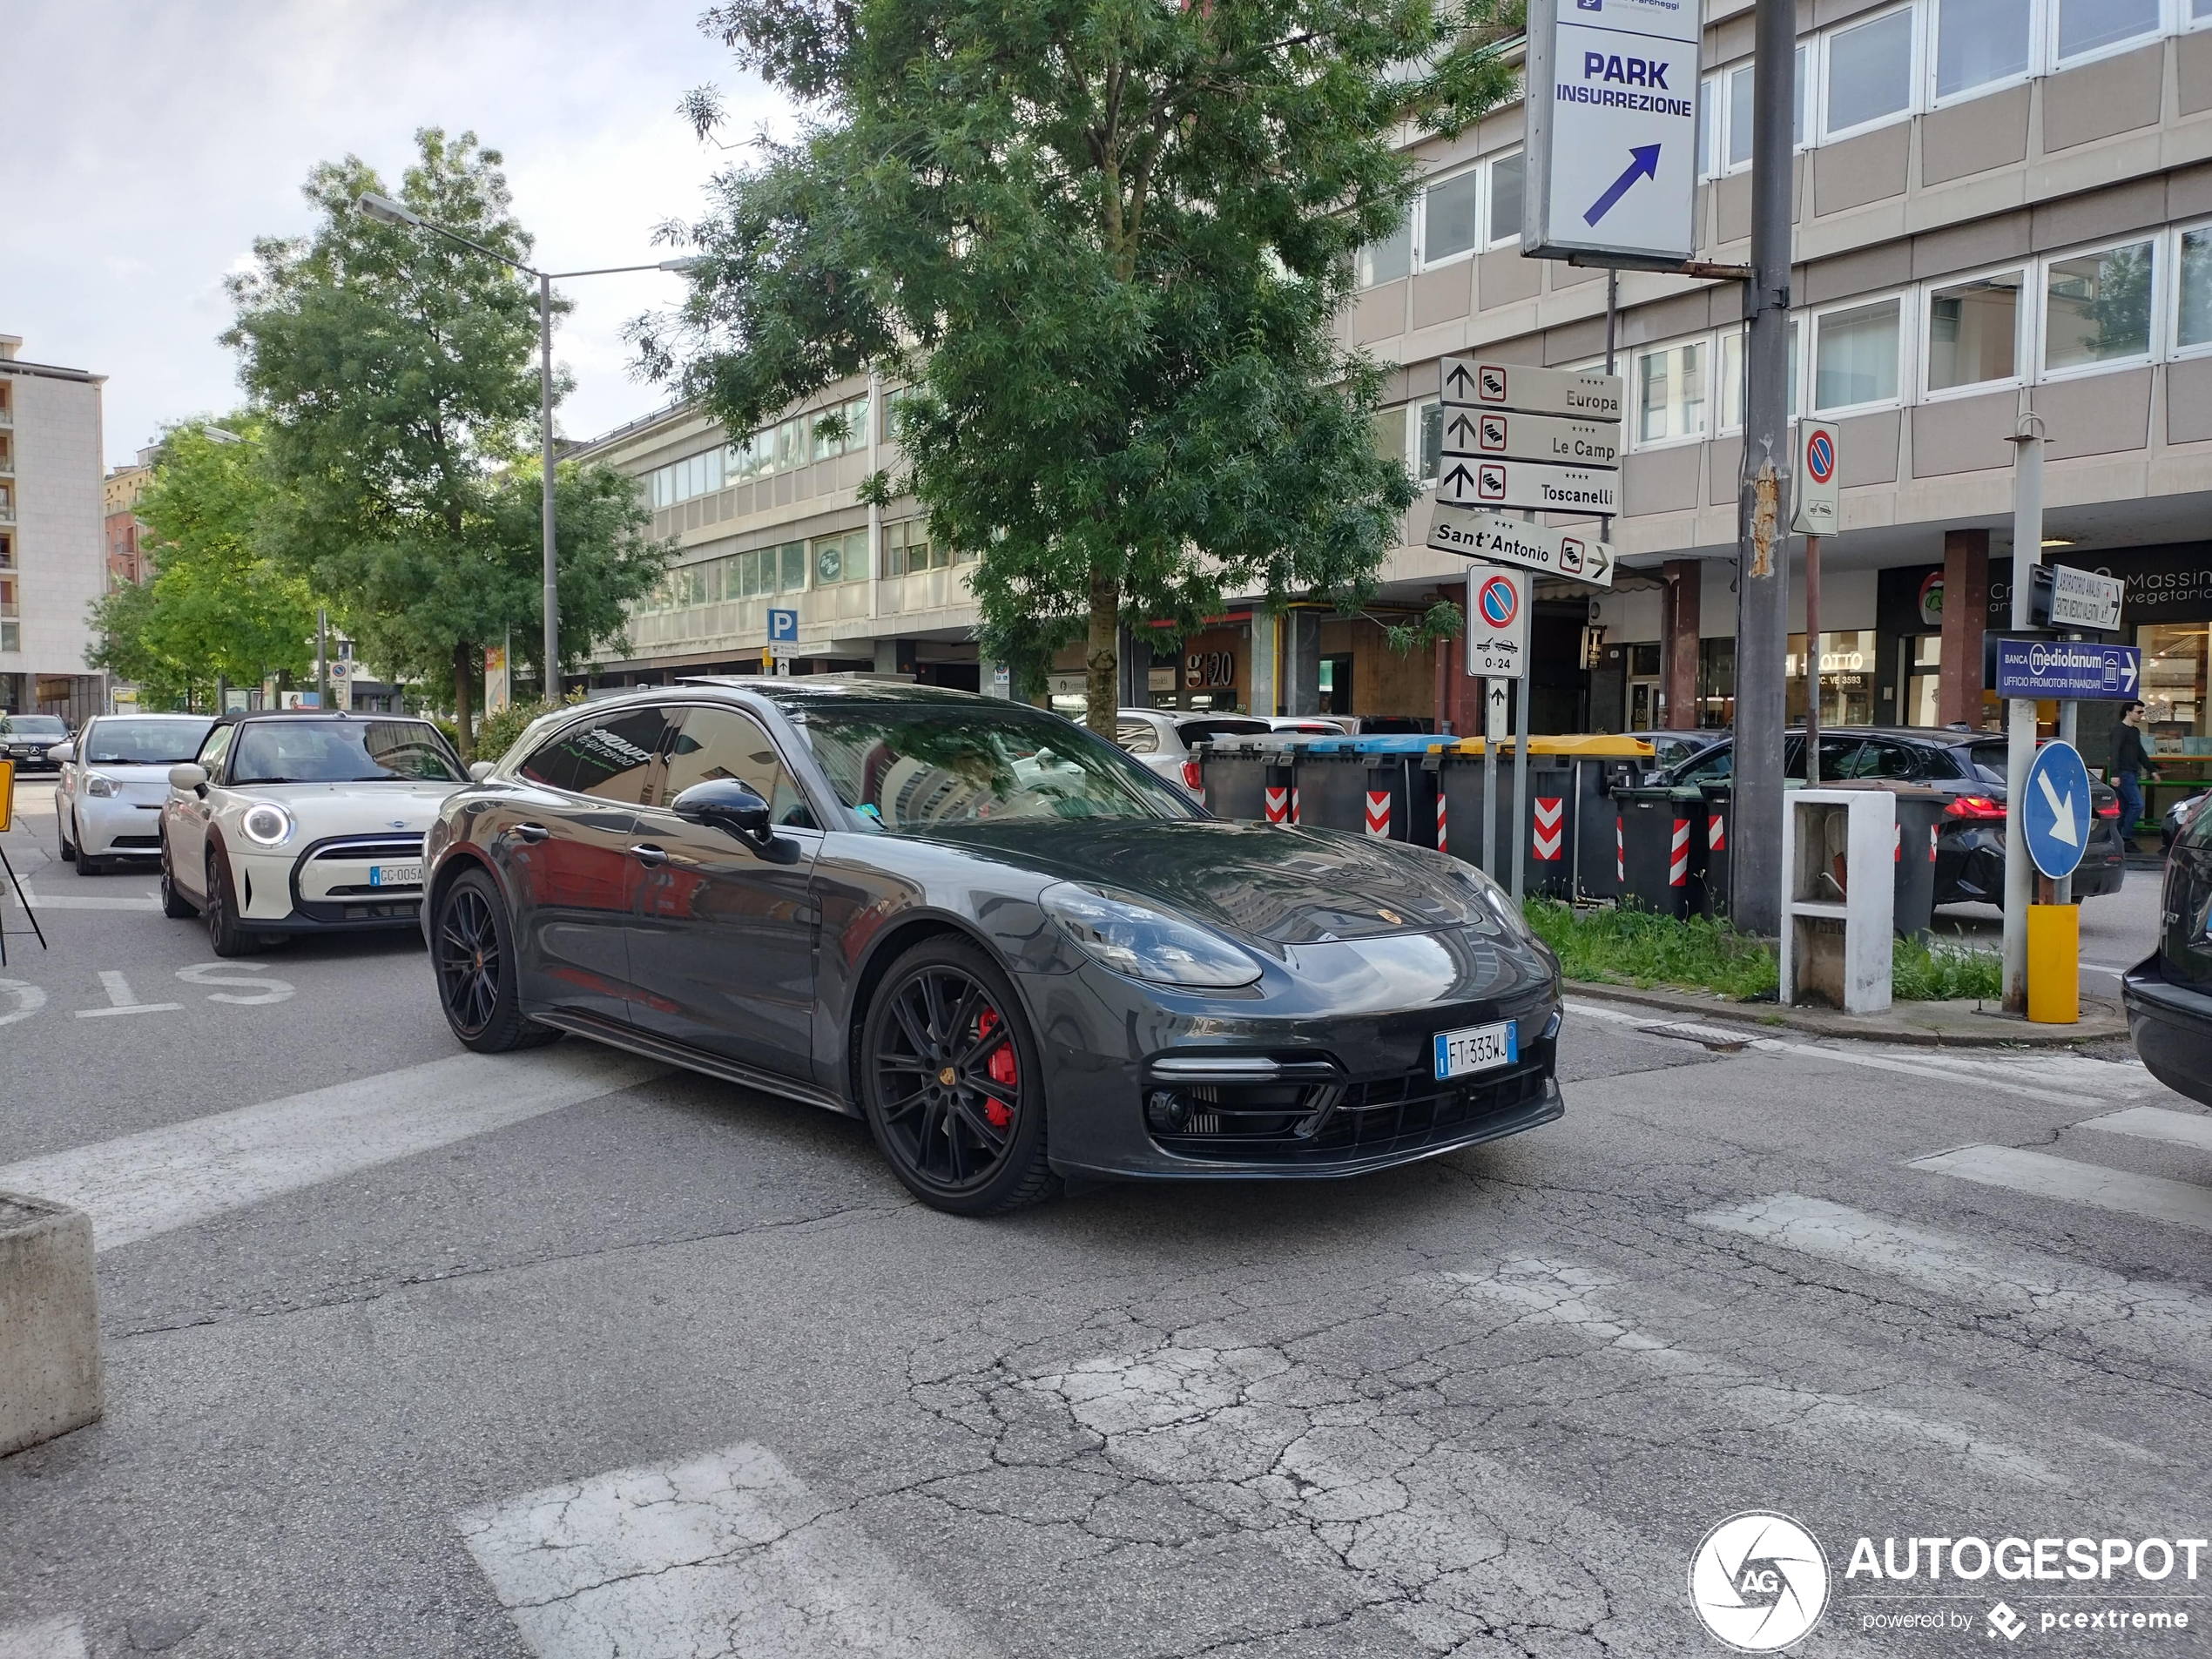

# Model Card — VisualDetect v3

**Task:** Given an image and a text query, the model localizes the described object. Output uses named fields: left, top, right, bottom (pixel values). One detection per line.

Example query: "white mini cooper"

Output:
left=160, top=711, right=473, bottom=955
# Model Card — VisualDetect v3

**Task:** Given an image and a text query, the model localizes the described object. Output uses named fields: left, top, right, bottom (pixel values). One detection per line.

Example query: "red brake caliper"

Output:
left=976, top=1008, right=1016, bottom=1129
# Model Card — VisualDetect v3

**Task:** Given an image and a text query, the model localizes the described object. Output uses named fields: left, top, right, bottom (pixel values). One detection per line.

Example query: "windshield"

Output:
left=229, top=718, right=465, bottom=785
left=799, top=705, right=1196, bottom=830
left=84, top=718, right=215, bottom=765
left=1, top=716, right=67, bottom=739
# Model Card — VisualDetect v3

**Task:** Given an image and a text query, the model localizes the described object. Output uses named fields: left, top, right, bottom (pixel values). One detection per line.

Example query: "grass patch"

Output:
left=1524, top=899, right=2005, bottom=1002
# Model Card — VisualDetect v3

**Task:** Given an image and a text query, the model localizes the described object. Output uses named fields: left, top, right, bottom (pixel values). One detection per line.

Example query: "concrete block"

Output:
left=0, top=1192, right=102, bottom=1458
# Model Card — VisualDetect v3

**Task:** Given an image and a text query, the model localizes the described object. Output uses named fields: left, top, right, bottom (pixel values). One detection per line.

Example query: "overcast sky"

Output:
left=6, top=1, right=794, bottom=469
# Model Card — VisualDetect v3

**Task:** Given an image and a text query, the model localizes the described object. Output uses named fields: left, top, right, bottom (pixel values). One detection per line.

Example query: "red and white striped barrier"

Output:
left=1615, top=816, right=1626, bottom=882
left=1669, top=818, right=1690, bottom=887
left=1708, top=813, right=1725, bottom=853
left=1364, top=790, right=1391, bottom=838
left=1291, top=787, right=1301, bottom=825
left=1264, top=786, right=1290, bottom=825
left=1533, top=797, right=1563, bottom=860
left=1928, top=824, right=1939, bottom=862
left=1435, top=794, right=1448, bottom=855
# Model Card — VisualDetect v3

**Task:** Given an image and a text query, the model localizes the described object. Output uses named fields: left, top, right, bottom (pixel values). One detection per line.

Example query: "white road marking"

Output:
left=2076, top=1103, right=2212, bottom=1154
left=0, top=1615, right=88, bottom=1659
left=1442, top=1261, right=2066, bottom=1488
left=0, top=1047, right=664, bottom=1251
left=1693, top=1193, right=2212, bottom=1363
left=457, top=1441, right=983, bottom=1659
left=1567, top=995, right=2158, bottom=1109
left=1910, top=1145, right=2212, bottom=1235
left=0, top=978, right=46, bottom=1025
left=10, top=883, right=159, bottom=912
left=74, top=969, right=181, bottom=1019
left=175, top=961, right=294, bottom=1005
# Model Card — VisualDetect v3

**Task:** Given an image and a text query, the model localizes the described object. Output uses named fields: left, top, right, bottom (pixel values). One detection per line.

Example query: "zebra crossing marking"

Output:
left=2075, top=1104, right=2212, bottom=1155
left=0, top=1615, right=87, bottom=1659
left=1908, top=1144, right=2212, bottom=1236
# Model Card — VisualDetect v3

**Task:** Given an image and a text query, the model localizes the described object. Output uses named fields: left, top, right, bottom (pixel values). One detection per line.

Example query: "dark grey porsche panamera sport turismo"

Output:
left=421, top=680, right=1564, bottom=1214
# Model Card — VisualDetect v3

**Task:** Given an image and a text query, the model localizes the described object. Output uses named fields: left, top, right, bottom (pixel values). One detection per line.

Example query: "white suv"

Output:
left=1114, top=709, right=1272, bottom=795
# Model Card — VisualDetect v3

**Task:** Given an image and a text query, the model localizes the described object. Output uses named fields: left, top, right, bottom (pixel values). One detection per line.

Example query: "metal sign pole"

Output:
left=1483, top=685, right=1501, bottom=880
left=2056, top=691, right=2078, bottom=907
left=1804, top=535, right=1821, bottom=785
left=2003, top=414, right=2046, bottom=1013
left=1513, top=655, right=1532, bottom=906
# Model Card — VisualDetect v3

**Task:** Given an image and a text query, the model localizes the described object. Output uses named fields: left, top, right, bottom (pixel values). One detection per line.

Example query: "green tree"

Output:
left=225, top=128, right=666, bottom=754
left=638, top=0, right=1506, bottom=733
left=85, top=419, right=318, bottom=708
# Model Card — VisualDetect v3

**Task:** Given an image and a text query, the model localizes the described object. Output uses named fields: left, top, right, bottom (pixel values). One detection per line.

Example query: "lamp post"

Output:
left=356, top=192, right=700, bottom=701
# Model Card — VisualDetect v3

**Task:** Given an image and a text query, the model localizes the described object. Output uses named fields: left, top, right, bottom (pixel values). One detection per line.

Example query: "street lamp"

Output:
left=356, top=192, right=703, bottom=700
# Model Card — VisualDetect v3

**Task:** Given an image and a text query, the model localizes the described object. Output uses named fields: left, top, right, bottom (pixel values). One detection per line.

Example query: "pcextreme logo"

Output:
left=1689, top=1512, right=1831, bottom=1651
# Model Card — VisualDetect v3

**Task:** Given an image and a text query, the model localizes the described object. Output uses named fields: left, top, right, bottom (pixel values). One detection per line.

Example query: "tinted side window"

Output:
left=519, top=707, right=670, bottom=802
left=1860, top=741, right=1923, bottom=780
left=661, top=706, right=813, bottom=826
left=1967, top=743, right=2010, bottom=785
left=1680, top=745, right=1733, bottom=783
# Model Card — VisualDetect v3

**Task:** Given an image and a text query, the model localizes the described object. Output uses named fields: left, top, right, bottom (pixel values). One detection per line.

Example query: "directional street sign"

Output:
left=1791, top=421, right=1840, bottom=536
left=1465, top=565, right=1531, bottom=678
left=2048, top=566, right=2125, bottom=632
left=1991, top=637, right=2141, bottom=701
left=1440, top=407, right=1620, bottom=469
left=1486, top=678, right=1510, bottom=741
left=766, top=607, right=800, bottom=643
left=1439, top=456, right=1619, bottom=516
left=1425, top=508, right=1614, bottom=588
left=2020, top=740, right=2093, bottom=880
left=1440, top=358, right=1623, bottom=421
left=1522, top=0, right=1701, bottom=265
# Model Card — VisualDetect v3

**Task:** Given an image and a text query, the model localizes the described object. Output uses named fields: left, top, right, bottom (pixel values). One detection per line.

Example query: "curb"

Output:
left=1561, top=980, right=2130, bottom=1048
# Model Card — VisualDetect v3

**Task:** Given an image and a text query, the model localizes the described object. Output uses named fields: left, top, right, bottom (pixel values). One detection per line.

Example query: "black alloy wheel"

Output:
left=205, top=846, right=250, bottom=958
left=433, top=867, right=557, bottom=1053
left=159, top=836, right=197, bottom=918
left=860, top=937, right=1055, bottom=1215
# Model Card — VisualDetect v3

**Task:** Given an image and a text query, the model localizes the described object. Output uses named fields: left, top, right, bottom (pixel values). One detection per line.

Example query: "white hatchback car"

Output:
left=53, top=712, right=216, bottom=874
left=1114, top=708, right=1272, bottom=794
left=160, top=711, right=472, bottom=955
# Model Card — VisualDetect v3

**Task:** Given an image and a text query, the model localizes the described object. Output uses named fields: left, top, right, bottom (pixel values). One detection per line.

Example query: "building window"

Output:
left=1635, top=341, right=1708, bottom=444
left=1725, top=47, right=1806, bottom=168
left=0, top=575, right=14, bottom=617
left=813, top=529, right=867, bottom=585
left=1925, top=271, right=2022, bottom=391
left=1814, top=297, right=1902, bottom=411
left=812, top=395, right=872, bottom=460
left=0, top=622, right=17, bottom=653
left=1487, top=152, right=1525, bottom=247
left=2055, top=0, right=2160, bottom=63
left=1720, top=322, right=1801, bottom=429
left=1417, top=402, right=1444, bottom=481
left=1357, top=221, right=1413, bottom=288
left=1934, top=0, right=2033, bottom=97
left=726, top=541, right=806, bottom=598
left=1824, top=7, right=1916, bottom=135
left=1423, top=169, right=1481, bottom=264
left=2043, top=240, right=2155, bottom=372
left=885, top=517, right=958, bottom=576
left=2179, top=226, right=2212, bottom=352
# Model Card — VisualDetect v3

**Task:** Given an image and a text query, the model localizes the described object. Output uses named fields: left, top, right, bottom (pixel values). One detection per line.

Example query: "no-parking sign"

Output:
left=1465, top=564, right=1530, bottom=678
left=1792, top=421, right=1840, bottom=535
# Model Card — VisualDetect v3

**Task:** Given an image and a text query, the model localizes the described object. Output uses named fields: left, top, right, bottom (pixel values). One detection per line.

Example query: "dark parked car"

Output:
left=1640, top=729, right=1729, bottom=778
left=421, top=681, right=1563, bottom=1214
left=1659, top=725, right=2126, bottom=907
left=2124, top=799, right=2212, bottom=1108
left=1, top=713, right=71, bottom=772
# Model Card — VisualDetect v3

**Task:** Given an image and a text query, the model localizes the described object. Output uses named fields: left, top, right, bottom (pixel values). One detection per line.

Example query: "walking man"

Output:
left=2111, top=700, right=2159, bottom=853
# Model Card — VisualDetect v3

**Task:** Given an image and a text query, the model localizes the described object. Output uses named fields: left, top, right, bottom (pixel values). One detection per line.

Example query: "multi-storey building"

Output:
left=103, top=449, right=155, bottom=589
left=0, top=335, right=107, bottom=723
left=580, top=0, right=2212, bottom=809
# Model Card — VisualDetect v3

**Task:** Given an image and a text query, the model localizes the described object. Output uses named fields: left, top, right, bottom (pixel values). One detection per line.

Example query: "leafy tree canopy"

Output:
left=637, top=0, right=1511, bottom=732
left=226, top=127, right=666, bottom=752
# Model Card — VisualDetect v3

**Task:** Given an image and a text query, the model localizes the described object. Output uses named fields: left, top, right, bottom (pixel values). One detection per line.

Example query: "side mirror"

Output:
left=47, top=741, right=75, bottom=765
left=469, top=760, right=496, bottom=781
left=671, top=778, right=772, bottom=846
left=168, top=763, right=208, bottom=793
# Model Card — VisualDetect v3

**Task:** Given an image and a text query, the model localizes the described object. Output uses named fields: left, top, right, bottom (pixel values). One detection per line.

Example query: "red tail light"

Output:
left=1181, top=759, right=1203, bottom=789
left=1946, top=795, right=2007, bottom=821
left=2095, top=801, right=2120, bottom=818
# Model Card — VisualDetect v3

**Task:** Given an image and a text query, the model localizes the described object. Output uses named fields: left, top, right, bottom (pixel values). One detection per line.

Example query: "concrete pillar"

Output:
left=873, top=638, right=918, bottom=677
left=1663, top=559, right=1701, bottom=730
left=0, top=1193, right=102, bottom=1457
left=1248, top=610, right=1279, bottom=720
left=1285, top=610, right=1322, bottom=717
left=1938, top=529, right=1988, bottom=728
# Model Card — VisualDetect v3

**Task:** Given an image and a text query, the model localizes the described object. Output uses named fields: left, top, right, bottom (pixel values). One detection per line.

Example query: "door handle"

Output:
left=629, top=843, right=670, bottom=867
left=511, top=822, right=551, bottom=844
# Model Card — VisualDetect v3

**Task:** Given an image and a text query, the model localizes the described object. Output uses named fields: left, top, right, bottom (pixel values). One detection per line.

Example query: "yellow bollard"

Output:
left=2027, top=903, right=2079, bottom=1024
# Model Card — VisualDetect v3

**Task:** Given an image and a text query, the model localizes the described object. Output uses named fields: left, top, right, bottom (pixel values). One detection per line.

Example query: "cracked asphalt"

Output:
left=2, top=783, right=2208, bottom=1657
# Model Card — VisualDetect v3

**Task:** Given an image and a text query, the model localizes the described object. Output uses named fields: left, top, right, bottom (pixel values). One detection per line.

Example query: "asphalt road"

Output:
left=1, top=780, right=2208, bottom=1657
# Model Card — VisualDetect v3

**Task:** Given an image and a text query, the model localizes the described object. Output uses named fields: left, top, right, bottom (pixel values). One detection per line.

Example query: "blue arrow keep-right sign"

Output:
left=2020, top=740, right=2094, bottom=880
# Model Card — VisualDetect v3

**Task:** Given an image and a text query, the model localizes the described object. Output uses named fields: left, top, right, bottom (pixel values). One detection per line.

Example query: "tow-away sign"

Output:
left=1522, top=0, right=1700, bottom=266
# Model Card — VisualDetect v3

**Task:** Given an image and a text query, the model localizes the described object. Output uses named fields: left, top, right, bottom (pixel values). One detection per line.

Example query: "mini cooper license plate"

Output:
left=368, top=864, right=421, bottom=889
left=1433, top=1022, right=1516, bottom=1081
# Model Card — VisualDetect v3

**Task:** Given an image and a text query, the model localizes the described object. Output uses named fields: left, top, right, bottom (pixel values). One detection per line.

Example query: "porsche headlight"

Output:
left=1443, top=863, right=1528, bottom=938
left=84, top=772, right=119, bottom=799
left=240, top=802, right=295, bottom=847
left=1040, top=883, right=1262, bottom=989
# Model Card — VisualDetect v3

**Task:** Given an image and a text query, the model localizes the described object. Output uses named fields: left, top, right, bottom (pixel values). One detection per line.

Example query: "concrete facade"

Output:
left=0, top=336, right=108, bottom=721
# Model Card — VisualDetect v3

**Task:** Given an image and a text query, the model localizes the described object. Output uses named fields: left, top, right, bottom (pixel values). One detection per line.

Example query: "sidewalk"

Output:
left=1564, top=978, right=2129, bottom=1048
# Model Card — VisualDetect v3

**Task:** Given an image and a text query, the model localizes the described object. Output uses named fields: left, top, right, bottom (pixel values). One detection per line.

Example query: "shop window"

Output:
left=2138, top=624, right=2210, bottom=746
left=1786, top=630, right=1877, bottom=727
left=1636, top=341, right=1708, bottom=444
left=1825, top=8, right=1915, bottom=136
left=1905, top=635, right=1943, bottom=725
left=1697, top=637, right=1736, bottom=728
left=1935, top=0, right=2033, bottom=97
left=1318, top=654, right=1354, bottom=716
left=1423, top=170, right=1481, bottom=264
left=2044, top=241, right=2155, bottom=371
left=1487, top=152, right=1524, bottom=247
left=1814, top=298, right=1901, bottom=411
left=1926, top=273, right=2021, bottom=391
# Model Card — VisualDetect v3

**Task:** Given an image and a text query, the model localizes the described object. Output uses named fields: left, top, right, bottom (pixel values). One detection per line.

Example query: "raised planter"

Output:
left=0, top=1191, right=102, bottom=1457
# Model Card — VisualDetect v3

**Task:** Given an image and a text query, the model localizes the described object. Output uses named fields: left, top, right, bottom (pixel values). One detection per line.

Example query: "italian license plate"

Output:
left=368, top=864, right=421, bottom=889
left=1433, top=1021, right=1517, bottom=1080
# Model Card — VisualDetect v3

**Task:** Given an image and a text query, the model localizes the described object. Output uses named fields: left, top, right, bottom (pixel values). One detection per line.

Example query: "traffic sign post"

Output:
left=1425, top=509, right=1614, bottom=588
left=1438, top=456, right=1619, bottom=516
left=1440, top=358, right=1622, bottom=420
left=2047, top=566, right=2125, bottom=633
left=2020, top=740, right=2090, bottom=1025
left=1791, top=423, right=1839, bottom=536
left=1464, top=566, right=1530, bottom=679
left=1988, top=638, right=2141, bottom=701
left=1440, top=408, right=1621, bottom=468
left=1521, top=0, right=1701, bottom=266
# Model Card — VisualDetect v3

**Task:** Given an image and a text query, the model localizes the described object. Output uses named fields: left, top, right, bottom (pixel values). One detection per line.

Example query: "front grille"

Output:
left=1148, top=1059, right=1551, bottom=1163
left=324, top=881, right=420, bottom=896
left=309, top=835, right=423, bottom=862
left=110, top=834, right=160, bottom=849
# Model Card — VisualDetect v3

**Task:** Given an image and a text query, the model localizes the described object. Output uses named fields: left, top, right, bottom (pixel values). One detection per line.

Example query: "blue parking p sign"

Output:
left=766, top=608, right=799, bottom=643
left=2020, top=740, right=2094, bottom=881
